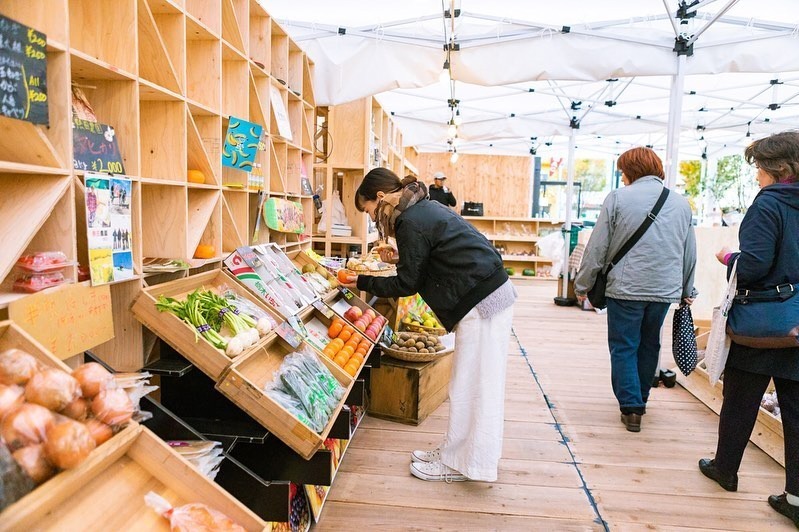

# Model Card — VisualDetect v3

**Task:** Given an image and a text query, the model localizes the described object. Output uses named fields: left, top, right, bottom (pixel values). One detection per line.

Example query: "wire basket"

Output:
left=319, top=257, right=346, bottom=276
left=380, top=344, right=453, bottom=363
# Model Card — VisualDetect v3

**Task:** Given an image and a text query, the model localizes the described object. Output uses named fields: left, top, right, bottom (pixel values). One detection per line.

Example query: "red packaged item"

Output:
left=15, top=252, right=72, bottom=273
left=13, top=272, right=66, bottom=294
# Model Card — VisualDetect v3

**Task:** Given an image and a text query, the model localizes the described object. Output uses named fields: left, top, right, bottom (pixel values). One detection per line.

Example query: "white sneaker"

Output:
left=410, top=447, right=440, bottom=463
left=410, top=460, right=467, bottom=482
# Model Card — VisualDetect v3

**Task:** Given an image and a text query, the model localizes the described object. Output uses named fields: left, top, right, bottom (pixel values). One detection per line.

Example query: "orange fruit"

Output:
left=342, top=324, right=354, bottom=335
left=344, top=361, right=359, bottom=376
left=355, top=344, right=369, bottom=356
left=338, top=328, right=352, bottom=342
left=350, top=352, right=365, bottom=364
left=337, top=269, right=355, bottom=283
left=328, top=322, right=343, bottom=338
left=340, top=346, right=354, bottom=358
left=323, top=348, right=336, bottom=359
left=329, top=338, right=344, bottom=350
left=333, top=354, right=348, bottom=367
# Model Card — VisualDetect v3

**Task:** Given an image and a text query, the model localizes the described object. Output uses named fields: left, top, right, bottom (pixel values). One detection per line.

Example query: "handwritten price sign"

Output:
left=0, top=14, right=48, bottom=125
left=9, top=283, right=114, bottom=360
left=72, top=118, right=126, bottom=174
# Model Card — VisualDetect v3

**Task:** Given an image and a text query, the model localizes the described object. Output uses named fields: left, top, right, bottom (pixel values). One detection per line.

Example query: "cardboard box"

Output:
left=369, top=354, right=453, bottom=425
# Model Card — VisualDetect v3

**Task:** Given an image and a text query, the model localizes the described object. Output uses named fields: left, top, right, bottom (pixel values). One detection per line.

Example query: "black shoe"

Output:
left=698, top=458, right=738, bottom=492
left=651, top=375, right=661, bottom=388
left=768, top=493, right=799, bottom=528
left=620, top=413, right=641, bottom=432
left=660, top=369, right=677, bottom=388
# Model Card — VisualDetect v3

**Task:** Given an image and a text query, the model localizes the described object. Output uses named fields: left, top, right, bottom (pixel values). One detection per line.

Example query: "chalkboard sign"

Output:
left=72, top=118, right=126, bottom=175
left=0, top=14, right=48, bottom=125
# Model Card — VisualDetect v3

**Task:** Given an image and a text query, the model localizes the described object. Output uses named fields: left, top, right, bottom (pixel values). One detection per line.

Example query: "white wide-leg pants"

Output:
left=440, top=304, right=513, bottom=481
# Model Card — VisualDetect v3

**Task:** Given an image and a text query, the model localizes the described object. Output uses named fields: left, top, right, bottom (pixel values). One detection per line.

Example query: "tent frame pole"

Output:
left=560, top=126, right=578, bottom=300
left=665, top=54, right=686, bottom=189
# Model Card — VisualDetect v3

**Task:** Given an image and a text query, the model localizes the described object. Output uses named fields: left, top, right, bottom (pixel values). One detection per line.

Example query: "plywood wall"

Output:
left=415, top=153, right=532, bottom=217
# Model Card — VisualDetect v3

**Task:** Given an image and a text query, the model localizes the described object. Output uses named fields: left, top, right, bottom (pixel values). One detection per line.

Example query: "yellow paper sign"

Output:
left=9, top=282, right=114, bottom=360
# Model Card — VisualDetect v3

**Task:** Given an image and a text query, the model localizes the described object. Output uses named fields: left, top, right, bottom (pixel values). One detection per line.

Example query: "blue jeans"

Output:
left=606, top=298, right=671, bottom=414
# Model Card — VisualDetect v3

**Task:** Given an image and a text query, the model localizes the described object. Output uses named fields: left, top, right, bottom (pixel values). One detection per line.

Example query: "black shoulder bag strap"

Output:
left=605, top=186, right=670, bottom=274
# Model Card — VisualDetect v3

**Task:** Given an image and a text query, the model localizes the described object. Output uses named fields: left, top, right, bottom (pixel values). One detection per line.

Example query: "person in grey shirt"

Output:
left=575, top=147, right=697, bottom=433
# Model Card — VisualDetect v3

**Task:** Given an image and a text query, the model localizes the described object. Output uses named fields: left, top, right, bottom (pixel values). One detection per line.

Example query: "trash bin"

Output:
left=561, top=222, right=583, bottom=254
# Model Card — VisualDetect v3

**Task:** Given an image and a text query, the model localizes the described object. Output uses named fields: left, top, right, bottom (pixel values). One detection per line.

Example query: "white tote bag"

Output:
left=706, top=260, right=738, bottom=385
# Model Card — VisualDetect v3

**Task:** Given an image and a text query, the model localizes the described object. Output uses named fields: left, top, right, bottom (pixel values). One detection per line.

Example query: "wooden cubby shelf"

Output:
left=1, top=0, right=321, bottom=522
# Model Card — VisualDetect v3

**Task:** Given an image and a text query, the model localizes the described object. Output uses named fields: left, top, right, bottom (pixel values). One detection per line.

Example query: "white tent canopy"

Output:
left=261, top=0, right=799, bottom=160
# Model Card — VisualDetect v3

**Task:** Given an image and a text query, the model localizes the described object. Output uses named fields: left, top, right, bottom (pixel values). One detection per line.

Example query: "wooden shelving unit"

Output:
left=314, top=97, right=409, bottom=258
left=0, top=1, right=316, bottom=370
left=0, top=1, right=326, bottom=526
left=464, top=216, right=561, bottom=280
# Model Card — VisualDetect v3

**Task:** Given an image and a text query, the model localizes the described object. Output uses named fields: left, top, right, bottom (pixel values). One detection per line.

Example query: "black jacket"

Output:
left=727, top=183, right=799, bottom=381
left=357, top=199, right=507, bottom=331
left=428, top=185, right=456, bottom=207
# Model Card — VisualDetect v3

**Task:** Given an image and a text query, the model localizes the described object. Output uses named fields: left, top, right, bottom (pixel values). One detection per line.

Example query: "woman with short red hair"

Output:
left=575, top=147, right=697, bottom=433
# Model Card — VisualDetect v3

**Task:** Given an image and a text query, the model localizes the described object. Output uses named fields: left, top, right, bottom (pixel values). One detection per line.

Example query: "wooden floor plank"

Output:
left=315, top=502, right=602, bottom=531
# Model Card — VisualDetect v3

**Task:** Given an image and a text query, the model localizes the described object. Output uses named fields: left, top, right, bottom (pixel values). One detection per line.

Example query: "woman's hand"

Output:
left=339, top=273, right=359, bottom=290
left=375, top=244, right=399, bottom=264
left=682, top=297, right=695, bottom=306
left=715, top=246, right=733, bottom=265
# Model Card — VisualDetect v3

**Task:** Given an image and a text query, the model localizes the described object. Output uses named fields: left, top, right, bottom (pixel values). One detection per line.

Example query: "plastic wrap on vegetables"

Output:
left=264, top=385, right=323, bottom=433
left=144, top=491, right=246, bottom=532
left=275, top=359, right=330, bottom=431
left=219, top=286, right=278, bottom=336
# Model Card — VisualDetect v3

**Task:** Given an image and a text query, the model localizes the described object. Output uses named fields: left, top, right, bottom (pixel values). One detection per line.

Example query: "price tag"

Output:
left=312, top=300, right=335, bottom=319
left=380, top=323, right=395, bottom=348
left=287, top=315, right=308, bottom=337
left=340, top=287, right=354, bottom=300
left=276, top=321, right=302, bottom=348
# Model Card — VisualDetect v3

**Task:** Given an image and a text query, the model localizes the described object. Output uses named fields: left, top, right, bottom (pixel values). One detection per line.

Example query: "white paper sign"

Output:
left=270, top=85, right=293, bottom=141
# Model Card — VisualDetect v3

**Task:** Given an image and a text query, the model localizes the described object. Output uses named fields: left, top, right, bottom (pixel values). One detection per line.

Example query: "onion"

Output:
left=44, top=419, right=96, bottom=469
left=71, top=363, right=114, bottom=399
left=84, top=418, right=113, bottom=446
left=12, top=444, right=55, bottom=484
left=0, top=384, right=25, bottom=419
left=25, top=368, right=81, bottom=412
left=91, top=388, right=134, bottom=427
left=0, top=348, right=39, bottom=385
left=61, top=397, right=89, bottom=421
left=1, top=403, right=54, bottom=451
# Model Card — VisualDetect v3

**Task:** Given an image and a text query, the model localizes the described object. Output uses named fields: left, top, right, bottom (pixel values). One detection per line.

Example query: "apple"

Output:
left=344, top=307, right=362, bottom=322
left=354, top=320, right=367, bottom=331
left=364, top=309, right=376, bottom=320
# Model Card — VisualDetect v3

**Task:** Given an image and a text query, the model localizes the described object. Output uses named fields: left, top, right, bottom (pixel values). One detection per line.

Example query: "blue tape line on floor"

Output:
left=512, top=327, right=610, bottom=532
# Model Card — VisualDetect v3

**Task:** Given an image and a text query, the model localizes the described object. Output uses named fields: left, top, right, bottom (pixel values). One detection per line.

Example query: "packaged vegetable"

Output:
left=144, top=491, right=246, bottom=532
left=72, top=362, right=115, bottom=399
left=12, top=444, right=55, bottom=484
left=91, top=388, right=134, bottom=427
left=0, top=349, right=40, bottom=386
left=44, top=419, right=96, bottom=469
left=15, top=252, right=72, bottom=273
left=1, top=404, right=55, bottom=451
left=13, top=271, right=67, bottom=293
left=0, top=384, right=25, bottom=419
left=25, top=368, right=82, bottom=412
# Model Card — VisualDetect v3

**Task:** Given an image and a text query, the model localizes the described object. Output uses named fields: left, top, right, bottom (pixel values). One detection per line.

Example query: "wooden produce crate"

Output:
left=676, top=319, right=785, bottom=466
left=131, top=270, right=281, bottom=381
left=326, top=288, right=387, bottom=344
left=369, top=353, right=453, bottom=425
left=300, top=304, right=373, bottom=380
left=217, top=333, right=353, bottom=459
left=0, top=425, right=266, bottom=530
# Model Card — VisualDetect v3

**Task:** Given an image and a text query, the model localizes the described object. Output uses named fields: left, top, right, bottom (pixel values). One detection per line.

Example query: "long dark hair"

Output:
left=354, top=168, right=417, bottom=211
left=744, top=130, right=799, bottom=184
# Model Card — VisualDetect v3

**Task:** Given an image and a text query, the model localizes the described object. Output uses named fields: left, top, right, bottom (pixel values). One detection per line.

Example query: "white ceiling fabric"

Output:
left=261, top=0, right=799, bottom=158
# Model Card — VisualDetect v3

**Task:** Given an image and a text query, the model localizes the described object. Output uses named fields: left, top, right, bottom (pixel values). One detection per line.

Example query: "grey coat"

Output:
left=574, top=175, right=697, bottom=303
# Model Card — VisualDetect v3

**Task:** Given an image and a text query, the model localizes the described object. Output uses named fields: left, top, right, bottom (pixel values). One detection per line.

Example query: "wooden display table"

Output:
left=369, top=353, right=453, bottom=425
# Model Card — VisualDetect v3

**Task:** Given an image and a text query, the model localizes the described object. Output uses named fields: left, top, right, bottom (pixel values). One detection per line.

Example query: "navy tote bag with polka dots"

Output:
left=672, top=304, right=698, bottom=376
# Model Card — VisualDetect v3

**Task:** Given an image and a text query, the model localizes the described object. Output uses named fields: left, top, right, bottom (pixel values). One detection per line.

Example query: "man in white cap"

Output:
left=429, top=171, right=457, bottom=208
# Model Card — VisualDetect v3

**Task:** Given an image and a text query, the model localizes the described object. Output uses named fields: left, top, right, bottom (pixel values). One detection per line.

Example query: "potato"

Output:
left=419, top=348, right=429, bottom=353
left=408, top=347, right=417, bottom=353
left=415, top=342, right=425, bottom=350
left=390, top=343, right=400, bottom=349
